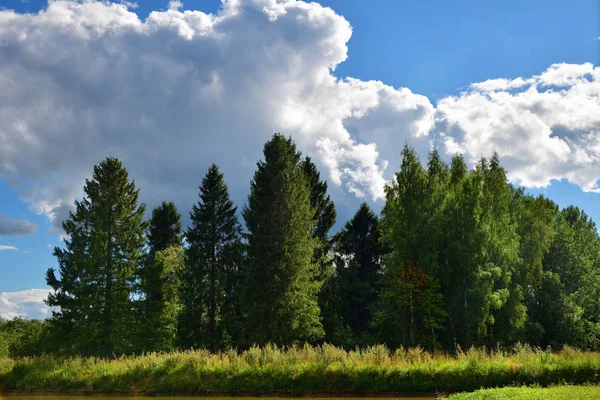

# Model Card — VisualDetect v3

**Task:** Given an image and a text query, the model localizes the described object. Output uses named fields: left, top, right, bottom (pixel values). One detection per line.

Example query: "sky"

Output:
left=0, top=0, right=598, bottom=319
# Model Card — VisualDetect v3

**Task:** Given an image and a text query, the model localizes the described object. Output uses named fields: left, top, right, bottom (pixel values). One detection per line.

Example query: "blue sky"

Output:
left=0, top=0, right=598, bottom=317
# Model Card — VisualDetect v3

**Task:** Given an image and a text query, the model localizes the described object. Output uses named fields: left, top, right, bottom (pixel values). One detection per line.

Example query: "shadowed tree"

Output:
left=324, top=203, right=384, bottom=347
left=179, top=164, right=243, bottom=351
left=139, top=201, right=183, bottom=352
left=147, top=201, right=182, bottom=253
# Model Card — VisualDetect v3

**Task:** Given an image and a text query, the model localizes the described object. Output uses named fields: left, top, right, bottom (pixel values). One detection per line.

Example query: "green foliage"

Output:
left=448, top=385, right=600, bottom=400
left=139, top=201, right=184, bottom=352
left=374, top=260, right=447, bottom=349
left=45, top=157, right=147, bottom=357
left=0, top=317, right=48, bottom=358
left=380, top=145, right=449, bottom=347
left=527, top=206, right=600, bottom=350
left=180, top=164, right=244, bottom=351
left=147, top=201, right=183, bottom=253
left=242, top=134, right=323, bottom=346
left=375, top=146, right=600, bottom=351
left=302, top=156, right=336, bottom=281
left=322, top=203, right=384, bottom=347
left=143, top=245, right=185, bottom=352
left=2, top=345, right=600, bottom=394
left=0, top=332, right=8, bottom=358
left=27, top=134, right=600, bottom=364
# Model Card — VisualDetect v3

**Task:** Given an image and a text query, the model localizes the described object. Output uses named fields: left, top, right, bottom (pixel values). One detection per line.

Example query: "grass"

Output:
left=0, top=344, right=599, bottom=395
left=447, top=385, right=600, bottom=399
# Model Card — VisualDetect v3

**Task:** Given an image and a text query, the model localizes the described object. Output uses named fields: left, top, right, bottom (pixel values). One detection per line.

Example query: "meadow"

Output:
left=446, top=385, right=600, bottom=399
left=1, top=344, right=599, bottom=395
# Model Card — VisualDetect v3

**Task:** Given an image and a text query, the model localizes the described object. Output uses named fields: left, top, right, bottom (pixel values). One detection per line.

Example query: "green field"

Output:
left=447, top=385, right=600, bottom=399
left=1, top=344, right=600, bottom=395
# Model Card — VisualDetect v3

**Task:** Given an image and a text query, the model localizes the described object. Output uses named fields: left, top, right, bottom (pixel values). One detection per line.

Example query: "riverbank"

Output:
left=1, top=345, right=599, bottom=395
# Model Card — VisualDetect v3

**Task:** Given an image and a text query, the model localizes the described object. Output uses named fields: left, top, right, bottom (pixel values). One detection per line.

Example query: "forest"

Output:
left=2, top=133, right=600, bottom=359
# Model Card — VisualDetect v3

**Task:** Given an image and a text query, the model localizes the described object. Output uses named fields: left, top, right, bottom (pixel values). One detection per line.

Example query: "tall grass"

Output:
left=0, top=343, right=599, bottom=394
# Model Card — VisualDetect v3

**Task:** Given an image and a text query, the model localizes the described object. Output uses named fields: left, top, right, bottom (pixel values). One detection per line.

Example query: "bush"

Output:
left=0, top=317, right=47, bottom=358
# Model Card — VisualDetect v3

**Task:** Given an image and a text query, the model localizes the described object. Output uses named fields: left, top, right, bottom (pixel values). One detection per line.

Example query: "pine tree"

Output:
left=242, top=134, right=323, bottom=346
left=179, top=164, right=243, bottom=351
left=45, top=157, right=146, bottom=357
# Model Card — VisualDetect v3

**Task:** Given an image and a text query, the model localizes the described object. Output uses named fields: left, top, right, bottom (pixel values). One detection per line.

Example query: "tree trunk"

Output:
left=103, top=205, right=114, bottom=358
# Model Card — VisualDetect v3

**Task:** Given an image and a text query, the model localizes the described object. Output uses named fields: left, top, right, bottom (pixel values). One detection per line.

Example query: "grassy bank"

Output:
left=447, top=385, right=600, bottom=399
left=0, top=344, right=599, bottom=395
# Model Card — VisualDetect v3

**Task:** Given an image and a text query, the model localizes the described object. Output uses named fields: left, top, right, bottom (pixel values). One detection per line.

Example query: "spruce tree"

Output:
left=148, top=201, right=183, bottom=253
left=301, top=157, right=336, bottom=343
left=242, top=134, right=323, bottom=346
left=329, top=203, right=384, bottom=346
left=45, top=157, right=146, bottom=356
left=301, top=156, right=336, bottom=280
left=140, top=201, right=183, bottom=352
left=179, top=164, right=243, bottom=351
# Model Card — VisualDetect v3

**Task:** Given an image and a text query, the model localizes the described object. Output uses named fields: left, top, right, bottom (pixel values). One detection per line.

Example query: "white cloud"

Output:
left=0, top=245, right=18, bottom=251
left=436, top=62, right=600, bottom=191
left=0, top=1, right=597, bottom=238
left=0, top=0, right=434, bottom=233
left=168, top=0, right=183, bottom=10
left=119, top=1, right=138, bottom=9
left=0, top=213, right=36, bottom=236
left=0, top=289, right=51, bottom=320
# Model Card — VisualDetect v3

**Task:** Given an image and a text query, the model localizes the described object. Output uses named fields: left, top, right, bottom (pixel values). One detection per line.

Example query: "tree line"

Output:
left=2, top=133, right=600, bottom=357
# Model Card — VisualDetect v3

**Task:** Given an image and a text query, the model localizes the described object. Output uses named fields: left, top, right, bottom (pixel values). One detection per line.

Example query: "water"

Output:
left=0, top=396, right=438, bottom=400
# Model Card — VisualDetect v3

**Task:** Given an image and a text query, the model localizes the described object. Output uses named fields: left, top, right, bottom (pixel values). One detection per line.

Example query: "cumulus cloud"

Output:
left=0, top=213, right=36, bottom=236
left=436, top=62, right=600, bottom=191
left=0, top=0, right=598, bottom=239
left=0, top=289, right=51, bottom=320
left=0, top=0, right=435, bottom=234
left=0, top=245, right=18, bottom=251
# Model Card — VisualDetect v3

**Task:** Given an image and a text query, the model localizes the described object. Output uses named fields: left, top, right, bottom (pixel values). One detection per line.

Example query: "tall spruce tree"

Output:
left=45, top=157, right=146, bottom=356
left=301, top=157, right=336, bottom=343
left=179, top=164, right=243, bottom=351
left=242, top=134, right=323, bottom=346
left=301, top=157, right=336, bottom=281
